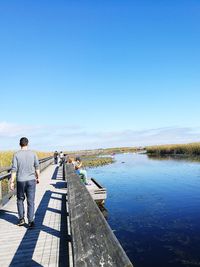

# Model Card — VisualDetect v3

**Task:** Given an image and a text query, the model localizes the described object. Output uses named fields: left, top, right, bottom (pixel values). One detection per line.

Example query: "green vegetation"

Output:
left=66, top=146, right=138, bottom=157
left=66, top=146, right=139, bottom=168
left=0, top=151, right=13, bottom=168
left=96, top=147, right=138, bottom=155
left=82, top=156, right=114, bottom=168
left=146, top=143, right=200, bottom=156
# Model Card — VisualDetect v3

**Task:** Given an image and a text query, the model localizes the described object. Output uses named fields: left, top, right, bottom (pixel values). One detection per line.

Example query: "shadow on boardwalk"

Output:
left=52, top=166, right=59, bottom=180
left=0, top=209, right=19, bottom=225
left=1, top=167, right=70, bottom=267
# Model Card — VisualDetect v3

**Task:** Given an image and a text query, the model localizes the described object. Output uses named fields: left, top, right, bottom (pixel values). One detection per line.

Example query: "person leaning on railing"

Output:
left=10, top=137, right=40, bottom=228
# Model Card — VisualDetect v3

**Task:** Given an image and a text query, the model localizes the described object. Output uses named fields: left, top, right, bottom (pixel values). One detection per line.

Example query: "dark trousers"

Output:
left=17, top=180, right=36, bottom=222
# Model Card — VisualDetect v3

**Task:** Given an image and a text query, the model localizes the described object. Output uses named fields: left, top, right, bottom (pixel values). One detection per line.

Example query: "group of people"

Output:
left=9, top=137, right=90, bottom=229
left=53, top=151, right=89, bottom=185
left=53, top=151, right=66, bottom=165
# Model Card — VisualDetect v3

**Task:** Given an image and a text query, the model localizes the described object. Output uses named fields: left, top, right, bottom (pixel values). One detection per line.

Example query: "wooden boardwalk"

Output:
left=0, top=164, right=71, bottom=267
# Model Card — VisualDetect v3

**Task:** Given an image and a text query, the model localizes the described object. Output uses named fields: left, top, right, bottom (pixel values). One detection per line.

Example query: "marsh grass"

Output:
left=146, top=143, right=200, bottom=156
left=82, top=156, right=114, bottom=168
left=1, top=179, right=9, bottom=197
left=66, top=147, right=138, bottom=157
left=97, top=147, right=137, bottom=155
left=0, top=151, right=14, bottom=169
left=65, top=147, right=137, bottom=167
left=0, top=151, right=53, bottom=169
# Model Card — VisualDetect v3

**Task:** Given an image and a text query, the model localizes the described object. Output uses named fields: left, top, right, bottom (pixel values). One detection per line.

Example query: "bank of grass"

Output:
left=146, top=143, right=200, bottom=156
left=97, top=147, right=138, bottom=155
left=0, top=152, right=13, bottom=168
left=66, top=146, right=138, bottom=157
left=0, top=151, right=53, bottom=169
left=81, top=156, right=114, bottom=168
left=66, top=146, right=138, bottom=167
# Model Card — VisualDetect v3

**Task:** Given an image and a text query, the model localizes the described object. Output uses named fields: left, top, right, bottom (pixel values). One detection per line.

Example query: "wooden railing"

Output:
left=64, top=163, right=133, bottom=267
left=0, top=156, right=54, bottom=208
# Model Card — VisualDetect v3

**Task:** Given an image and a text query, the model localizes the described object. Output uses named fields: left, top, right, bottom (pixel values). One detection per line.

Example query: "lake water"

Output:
left=88, top=153, right=200, bottom=267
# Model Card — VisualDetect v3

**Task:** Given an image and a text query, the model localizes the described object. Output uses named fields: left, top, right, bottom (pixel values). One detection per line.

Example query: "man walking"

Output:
left=10, top=137, right=40, bottom=228
left=53, top=150, right=58, bottom=164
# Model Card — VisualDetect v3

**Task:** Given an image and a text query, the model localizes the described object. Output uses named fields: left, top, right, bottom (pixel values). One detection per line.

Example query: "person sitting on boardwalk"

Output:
left=74, top=157, right=89, bottom=185
left=10, top=137, right=40, bottom=228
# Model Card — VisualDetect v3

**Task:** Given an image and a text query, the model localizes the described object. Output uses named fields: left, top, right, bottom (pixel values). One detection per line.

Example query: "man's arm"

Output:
left=10, top=154, right=17, bottom=190
left=77, top=161, right=83, bottom=169
left=10, top=172, right=16, bottom=191
left=34, top=153, right=40, bottom=183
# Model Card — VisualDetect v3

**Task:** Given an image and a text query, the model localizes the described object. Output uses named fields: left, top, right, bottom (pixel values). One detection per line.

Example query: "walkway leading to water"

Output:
left=0, top=165, right=71, bottom=267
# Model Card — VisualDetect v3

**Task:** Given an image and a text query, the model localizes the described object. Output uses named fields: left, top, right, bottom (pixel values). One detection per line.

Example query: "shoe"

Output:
left=28, top=221, right=35, bottom=229
left=17, top=218, right=25, bottom=226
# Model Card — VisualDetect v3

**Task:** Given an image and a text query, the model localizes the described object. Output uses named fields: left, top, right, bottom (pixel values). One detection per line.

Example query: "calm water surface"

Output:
left=88, top=153, right=200, bottom=267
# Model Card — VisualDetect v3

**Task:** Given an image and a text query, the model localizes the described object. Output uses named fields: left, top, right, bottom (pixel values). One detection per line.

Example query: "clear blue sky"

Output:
left=0, top=0, right=200, bottom=150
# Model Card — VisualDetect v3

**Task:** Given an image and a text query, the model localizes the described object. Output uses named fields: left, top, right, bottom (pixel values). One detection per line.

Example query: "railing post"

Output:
left=63, top=163, right=66, bottom=181
left=66, top=164, right=134, bottom=267
left=7, top=170, right=10, bottom=194
left=0, top=180, right=2, bottom=202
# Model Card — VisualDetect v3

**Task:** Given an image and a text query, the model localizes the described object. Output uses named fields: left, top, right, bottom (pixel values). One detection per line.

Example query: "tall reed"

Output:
left=146, top=143, right=200, bottom=156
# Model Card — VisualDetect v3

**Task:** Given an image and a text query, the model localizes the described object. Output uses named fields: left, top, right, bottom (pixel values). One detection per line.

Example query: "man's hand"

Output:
left=10, top=172, right=16, bottom=191
left=35, top=169, right=40, bottom=184
left=10, top=181, right=15, bottom=191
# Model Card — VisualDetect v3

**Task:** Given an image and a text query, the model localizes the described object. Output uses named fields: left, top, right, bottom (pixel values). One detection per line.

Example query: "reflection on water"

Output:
left=88, top=153, right=200, bottom=267
left=148, top=154, right=200, bottom=163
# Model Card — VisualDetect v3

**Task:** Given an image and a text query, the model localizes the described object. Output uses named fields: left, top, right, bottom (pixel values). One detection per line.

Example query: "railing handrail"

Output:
left=0, top=156, right=54, bottom=208
left=0, top=156, right=53, bottom=181
left=0, top=167, right=11, bottom=173
left=64, top=163, right=134, bottom=267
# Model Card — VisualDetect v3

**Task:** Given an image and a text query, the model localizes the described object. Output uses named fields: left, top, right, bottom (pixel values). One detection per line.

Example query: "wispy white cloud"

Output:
left=0, top=121, right=200, bottom=151
left=0, top=121, right=36, bottom=137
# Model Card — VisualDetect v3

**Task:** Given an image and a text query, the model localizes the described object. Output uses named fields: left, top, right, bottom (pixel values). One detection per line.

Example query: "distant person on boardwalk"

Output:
left=54, top=151, right=58, bottom=164
left=63, top=154, right=69, bottom=164
left=74, top=157, right=89, bottom=185
left=59, top=151, right=64, bottom=166
left=10, top=137, right=40, bottom=228
left=59, top=153, right=67, bottom=166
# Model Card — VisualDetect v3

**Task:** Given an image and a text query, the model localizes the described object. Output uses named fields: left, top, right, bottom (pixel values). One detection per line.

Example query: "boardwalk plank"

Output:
left=0, top=165, right=70, bottom=267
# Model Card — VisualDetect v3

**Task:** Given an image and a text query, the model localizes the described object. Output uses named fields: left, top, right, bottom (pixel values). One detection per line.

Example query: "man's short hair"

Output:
left=20, top=137, right=29, bottom=147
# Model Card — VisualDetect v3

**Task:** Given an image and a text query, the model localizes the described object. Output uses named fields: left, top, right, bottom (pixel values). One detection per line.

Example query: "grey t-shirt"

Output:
left=11, top=150, right=39, bottom=182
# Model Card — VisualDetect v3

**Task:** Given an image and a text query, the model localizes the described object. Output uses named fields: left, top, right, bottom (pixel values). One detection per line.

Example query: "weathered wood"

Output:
left=39, top=156, right=54, bottom=172
left=0, top=180, right=2, bottom=201
left=65, top=164, right=133, bottom=267
left=86, top=178, right=107, bottom=204
left=0, top=165, right=71, bottom=267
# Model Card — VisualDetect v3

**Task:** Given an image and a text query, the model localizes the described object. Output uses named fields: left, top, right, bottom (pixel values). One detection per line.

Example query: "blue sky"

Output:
left=0, top=0, right=200, bottom=151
